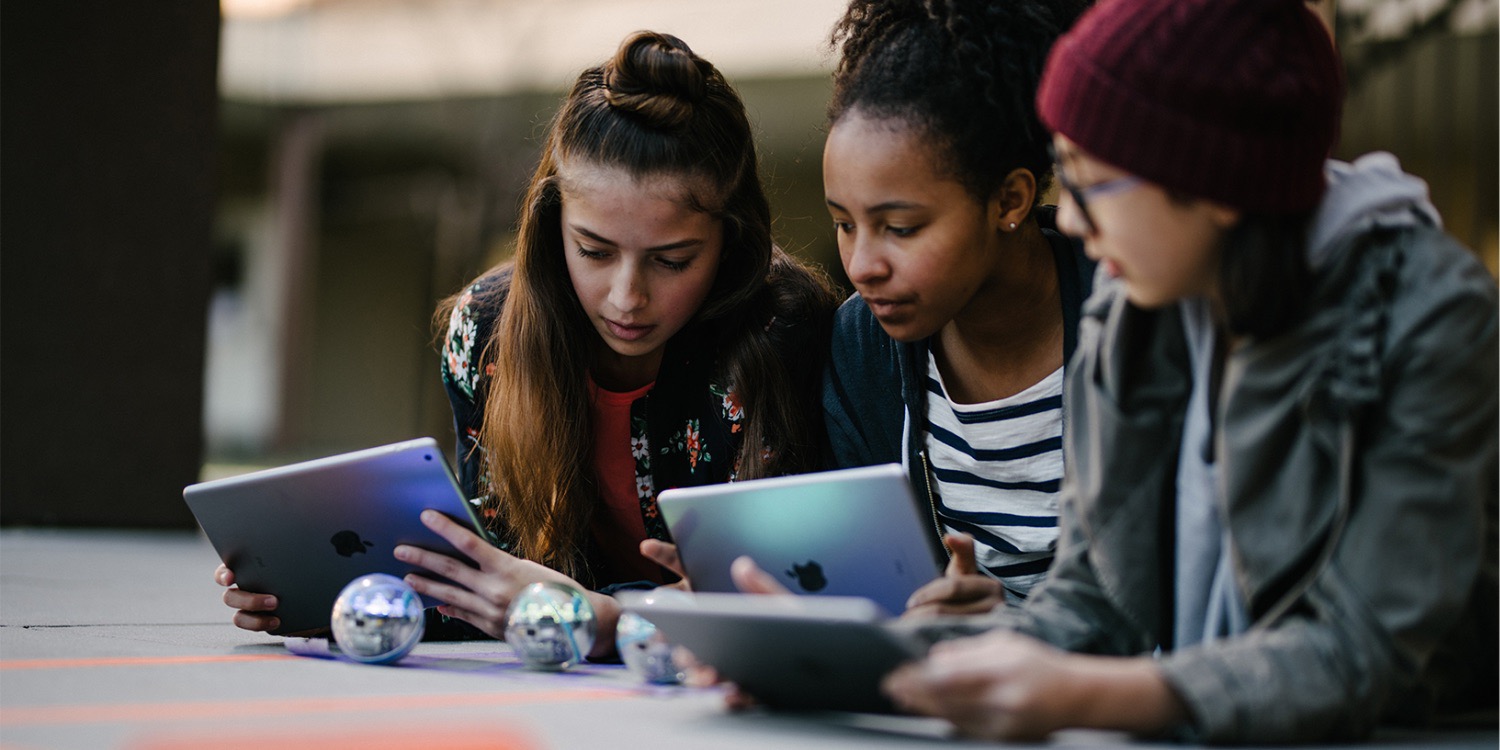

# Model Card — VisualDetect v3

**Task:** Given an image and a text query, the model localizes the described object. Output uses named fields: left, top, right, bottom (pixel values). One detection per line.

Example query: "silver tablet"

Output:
left=183, top=437, right=484, bottom=635
left=620, top=590, right=925, bottom=713
left=656, top=464, right=947, bottom=616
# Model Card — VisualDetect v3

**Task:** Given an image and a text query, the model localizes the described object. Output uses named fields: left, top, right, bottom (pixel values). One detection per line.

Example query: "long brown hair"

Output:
left=440, top=31, right=836, bottom=579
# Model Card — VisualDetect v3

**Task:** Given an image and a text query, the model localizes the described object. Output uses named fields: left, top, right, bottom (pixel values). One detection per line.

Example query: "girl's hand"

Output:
left=395, top=510, right=622, bottom=658
left=638, top=539, right=692, bottom=591
left=730, top=555, right=793, bottom=595
left=636, top=543, right=794, bottom=596
left=882, top=630, right=1185, bottom=741
left=650, top=555, right=786, bottom=711
left=883, top=630, right=1081, bottom=741
left=214, top=563, right=281, bottom=633
left=903, top=533, right=1005, bottom=618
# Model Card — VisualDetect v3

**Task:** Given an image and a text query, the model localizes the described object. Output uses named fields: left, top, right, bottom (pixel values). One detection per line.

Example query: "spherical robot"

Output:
left=503, top=581, right=596, bottom=670
left=329, top=573, right=425, bottom=664
left=615, top=610, right=684, bottom=684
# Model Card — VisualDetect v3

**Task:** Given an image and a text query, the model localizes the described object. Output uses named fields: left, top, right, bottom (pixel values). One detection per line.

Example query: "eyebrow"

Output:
left=570, top=225, right=702, bottom=253
left=825, top=198, right=925, bottom=214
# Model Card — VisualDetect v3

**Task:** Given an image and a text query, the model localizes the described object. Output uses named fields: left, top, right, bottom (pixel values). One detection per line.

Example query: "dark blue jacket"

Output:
left=821, top=206, right=1095, bottom=542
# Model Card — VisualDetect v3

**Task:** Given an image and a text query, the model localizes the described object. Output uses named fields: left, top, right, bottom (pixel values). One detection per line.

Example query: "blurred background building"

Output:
left=205, top=0, right=851, bottom=471
left=3, top=0, right=1496, bottom=528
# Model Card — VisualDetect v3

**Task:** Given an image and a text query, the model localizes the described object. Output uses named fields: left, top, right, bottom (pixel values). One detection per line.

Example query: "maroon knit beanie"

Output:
left=1037, top=0, right=1344, bottom=214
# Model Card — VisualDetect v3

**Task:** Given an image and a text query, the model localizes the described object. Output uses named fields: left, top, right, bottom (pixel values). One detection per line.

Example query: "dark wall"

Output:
left=2, top=3, right=221, bottom=527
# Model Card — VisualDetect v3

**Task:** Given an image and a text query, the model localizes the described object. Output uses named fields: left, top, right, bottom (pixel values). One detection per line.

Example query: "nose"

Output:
left=608, top=264, right=648, bottom=313
left=841, top=228, right=890, bottom=286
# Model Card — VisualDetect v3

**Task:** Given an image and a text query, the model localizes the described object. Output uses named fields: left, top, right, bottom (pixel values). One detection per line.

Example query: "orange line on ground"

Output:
left=129, top=725, right=543, bottom=750
left=1, top=688, right=637, bottom=726
left=0, top=654, right=298, bottom=670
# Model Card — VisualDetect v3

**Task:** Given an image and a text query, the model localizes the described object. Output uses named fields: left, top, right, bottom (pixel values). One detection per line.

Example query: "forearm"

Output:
left=1064, top=654, right=1187, bottom=736
left=1154, top=609, right=1395, bottom=743
left=884, top=630, right=1184, bottom=742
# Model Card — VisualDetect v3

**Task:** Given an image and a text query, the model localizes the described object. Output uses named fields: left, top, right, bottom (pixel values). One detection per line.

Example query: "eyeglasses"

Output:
left=1049, top=144, right=1142, bottom=236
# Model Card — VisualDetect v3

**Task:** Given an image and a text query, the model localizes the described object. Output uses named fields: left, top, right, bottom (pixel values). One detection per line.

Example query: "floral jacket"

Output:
left=440, top=267, right=829, bottom=589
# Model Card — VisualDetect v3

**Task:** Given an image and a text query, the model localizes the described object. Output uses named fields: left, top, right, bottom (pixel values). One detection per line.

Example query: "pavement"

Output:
left=1, top=528, right=1494, bottom=749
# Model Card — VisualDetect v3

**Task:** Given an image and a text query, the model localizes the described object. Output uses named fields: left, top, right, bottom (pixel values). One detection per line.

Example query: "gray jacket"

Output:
left=906, top=156, right=1499, bottom=742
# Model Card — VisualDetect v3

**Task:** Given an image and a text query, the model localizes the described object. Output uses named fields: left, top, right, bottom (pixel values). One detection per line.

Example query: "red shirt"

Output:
left=587, top=378, right=664, bottom=585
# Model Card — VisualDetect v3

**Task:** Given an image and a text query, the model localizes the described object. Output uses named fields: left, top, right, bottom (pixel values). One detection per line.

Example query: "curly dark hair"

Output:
left=829, top=0, right=1088, bottom=203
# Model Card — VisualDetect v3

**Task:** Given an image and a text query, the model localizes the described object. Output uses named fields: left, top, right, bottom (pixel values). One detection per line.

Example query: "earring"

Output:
left=1007, top=222, right=1017, bottom=231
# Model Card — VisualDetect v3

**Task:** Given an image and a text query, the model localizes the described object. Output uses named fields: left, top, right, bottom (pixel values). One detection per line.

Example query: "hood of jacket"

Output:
left=1306, top=152, right=1440, bottom=271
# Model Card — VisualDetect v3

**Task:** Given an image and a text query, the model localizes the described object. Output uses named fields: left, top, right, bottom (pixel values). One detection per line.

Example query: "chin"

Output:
left=1123, top=289, right=1176, bottom=310
left=876, top=318, right=935, bottom=344
left=606, top=340, right=657, bottom=358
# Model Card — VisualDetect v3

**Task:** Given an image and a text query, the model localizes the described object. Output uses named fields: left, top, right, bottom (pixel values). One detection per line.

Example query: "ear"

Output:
left=990, top=168, right=1037, bottom=232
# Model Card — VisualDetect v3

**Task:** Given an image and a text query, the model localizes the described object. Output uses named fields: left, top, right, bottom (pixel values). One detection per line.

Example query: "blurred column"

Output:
left=1, top=3, right=221, bottom=527
left=267, top=112, right=325, bottom=454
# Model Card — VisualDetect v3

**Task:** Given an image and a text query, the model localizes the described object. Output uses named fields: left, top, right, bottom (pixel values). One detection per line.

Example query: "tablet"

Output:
left=620, top=590, right=925, bottom=713
left=656, top=464, right=947, bottom=616
left=183, top=437, right=485, bottom=636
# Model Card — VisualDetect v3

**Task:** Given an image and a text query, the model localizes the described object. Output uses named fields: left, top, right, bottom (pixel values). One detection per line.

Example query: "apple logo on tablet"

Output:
left=786, top=560, right=827, bottom=592
left=331, top=530, right=374, bottom=557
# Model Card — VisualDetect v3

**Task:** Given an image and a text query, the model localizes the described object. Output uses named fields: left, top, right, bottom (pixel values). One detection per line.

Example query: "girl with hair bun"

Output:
left=215, top=30, right=839, bottom=655
left=883, top=0, right=1496, bottom=741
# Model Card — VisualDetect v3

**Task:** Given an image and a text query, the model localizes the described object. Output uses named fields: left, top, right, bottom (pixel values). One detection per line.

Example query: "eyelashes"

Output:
left=830, top=221, right=921, bottom=238
left=575, top=247, right=693, bottom=272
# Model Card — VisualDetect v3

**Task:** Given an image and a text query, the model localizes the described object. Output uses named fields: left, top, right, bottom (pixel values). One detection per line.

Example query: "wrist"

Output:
left=584, top=591, right=621, bottom=659
left=1066, top=655, right=1187, bottom=736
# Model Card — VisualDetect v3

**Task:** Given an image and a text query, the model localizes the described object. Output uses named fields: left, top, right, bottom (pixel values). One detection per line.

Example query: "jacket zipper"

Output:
left=1254, top=416, right=1357, bottom=628
left=917, top=449, right=950, bottom=560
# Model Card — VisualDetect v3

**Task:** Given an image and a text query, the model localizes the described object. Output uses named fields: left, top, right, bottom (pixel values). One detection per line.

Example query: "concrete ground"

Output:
left=1, top=529, right=1494, bottom=749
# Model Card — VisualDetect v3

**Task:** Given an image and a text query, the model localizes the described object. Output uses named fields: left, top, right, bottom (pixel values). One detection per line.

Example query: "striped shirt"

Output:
left=924, top=353, right=1063, bottom=598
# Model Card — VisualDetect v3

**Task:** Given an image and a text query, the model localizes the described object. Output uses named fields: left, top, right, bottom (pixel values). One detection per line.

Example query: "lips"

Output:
left=605, top=319, right=656, bottom=342
left=863, top=296, right=915, bottom=319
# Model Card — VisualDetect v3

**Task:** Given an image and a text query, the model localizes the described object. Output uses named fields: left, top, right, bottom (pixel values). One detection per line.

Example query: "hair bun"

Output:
left=604, top=31, right=711, bottom=129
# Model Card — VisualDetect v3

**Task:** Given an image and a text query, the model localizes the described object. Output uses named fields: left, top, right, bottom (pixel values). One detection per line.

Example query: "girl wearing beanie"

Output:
left=884, top=0, right=1497, bottom=742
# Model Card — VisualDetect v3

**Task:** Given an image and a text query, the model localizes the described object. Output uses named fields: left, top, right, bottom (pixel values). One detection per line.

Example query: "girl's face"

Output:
left=822, top=112, right=1007, bottom=343
left=1051, top=135, right=1236, bottom=308
left=560, top=164, right=723, bottom=388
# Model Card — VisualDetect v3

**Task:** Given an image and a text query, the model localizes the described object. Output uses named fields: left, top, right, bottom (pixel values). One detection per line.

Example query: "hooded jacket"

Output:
left=904, top=154, right=1498, bottom=742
